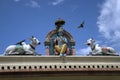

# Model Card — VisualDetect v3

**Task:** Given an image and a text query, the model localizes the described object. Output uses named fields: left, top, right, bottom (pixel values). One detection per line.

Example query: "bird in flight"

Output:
left=78, top=21, right=84, bottom=28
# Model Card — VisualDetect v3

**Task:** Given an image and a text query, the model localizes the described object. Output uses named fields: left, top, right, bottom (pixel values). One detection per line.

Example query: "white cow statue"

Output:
left=85, top=38, right=119, bottom=56
left=4, top=36, right=40, bottom=55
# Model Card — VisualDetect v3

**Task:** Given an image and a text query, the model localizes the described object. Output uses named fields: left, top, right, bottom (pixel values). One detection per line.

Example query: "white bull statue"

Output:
left=85, top=38, right=119, bottom=56
left=4, top=36, right=40, bottom=55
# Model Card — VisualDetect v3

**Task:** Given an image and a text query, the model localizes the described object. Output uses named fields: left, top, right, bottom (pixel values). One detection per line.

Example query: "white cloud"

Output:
left=52, top=0, right=64, bottom=6
left=26, top=0, right=40, bottom=8
left=97, top=0, right=120, bottom=50
left=76, top=47, right=91, bottom=56
left=0, top=54, right=4, bottom=56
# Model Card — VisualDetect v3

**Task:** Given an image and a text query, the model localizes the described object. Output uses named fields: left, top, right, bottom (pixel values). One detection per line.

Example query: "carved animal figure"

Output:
left=85, top=38, right=118, bottom=56
left=4, top=36, right=40, bottom=55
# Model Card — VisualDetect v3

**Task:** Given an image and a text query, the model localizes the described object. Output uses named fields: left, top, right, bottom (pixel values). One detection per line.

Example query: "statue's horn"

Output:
left=91, top=37, right=94, bottom=40
left=32, top=36, right=34, bottom=38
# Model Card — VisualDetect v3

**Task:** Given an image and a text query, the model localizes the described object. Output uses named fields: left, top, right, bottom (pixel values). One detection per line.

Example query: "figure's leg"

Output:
left=54, top=49, right=59, bottom=55
left=25, top=50, right=34, bottom=55
left=60, top=44, right=67, bottom=54
left=8, top=48, right=17, bottom=55
left=8, top=50, right=13, bottom=55
left=55, top=45, right=61, bottom=54
left=66, top=48, right=70, bottom=55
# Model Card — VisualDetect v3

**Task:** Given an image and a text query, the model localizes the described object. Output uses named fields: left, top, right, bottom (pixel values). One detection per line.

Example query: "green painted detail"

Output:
left=49, top=33, right=73, bottom=55
left=16, top=45, right=25, bottom=54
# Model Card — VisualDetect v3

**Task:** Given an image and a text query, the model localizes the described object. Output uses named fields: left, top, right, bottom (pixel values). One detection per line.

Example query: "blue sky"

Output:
left=0, top=0, right=120, bottom=55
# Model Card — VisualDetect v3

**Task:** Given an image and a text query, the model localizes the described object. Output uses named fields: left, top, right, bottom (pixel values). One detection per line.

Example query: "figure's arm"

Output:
left=54, top=38, right=58, bottom=45
left=64, top=37, right=68, bottom=43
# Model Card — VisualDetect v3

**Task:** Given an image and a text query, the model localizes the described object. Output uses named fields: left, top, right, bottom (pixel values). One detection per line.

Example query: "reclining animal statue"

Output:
left=85, top=38, right=119, bottom=56
left=4, top=36, right=40, bottom=56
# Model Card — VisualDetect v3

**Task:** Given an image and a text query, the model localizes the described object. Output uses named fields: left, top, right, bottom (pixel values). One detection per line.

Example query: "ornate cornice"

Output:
left=0, top=56, right=120, bottom=76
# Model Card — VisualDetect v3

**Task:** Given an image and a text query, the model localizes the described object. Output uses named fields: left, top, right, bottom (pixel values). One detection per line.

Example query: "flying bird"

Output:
left=78, top=21, right=85, bottom=28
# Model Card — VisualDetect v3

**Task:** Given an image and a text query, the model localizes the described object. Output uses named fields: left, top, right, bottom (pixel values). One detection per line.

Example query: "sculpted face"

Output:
left=58, top=31, right=64, bottom=36
left=30, top=36, right=40, bottom=45
left=86, top=38, right=95, bottom=46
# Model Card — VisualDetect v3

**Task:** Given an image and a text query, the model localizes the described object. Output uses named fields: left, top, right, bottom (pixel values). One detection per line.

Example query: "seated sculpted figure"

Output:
left=54, top=29, right=69, bottom=56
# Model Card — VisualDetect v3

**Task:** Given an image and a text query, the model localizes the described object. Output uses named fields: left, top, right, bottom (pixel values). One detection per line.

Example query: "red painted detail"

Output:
left=102, top=48, right=108, bottom=52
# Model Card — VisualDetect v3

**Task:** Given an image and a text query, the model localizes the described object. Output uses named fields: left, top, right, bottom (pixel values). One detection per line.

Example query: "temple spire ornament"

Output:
left=55, top=18, right=65, bottom=26
left=55, top=18, right=65, bottom=31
